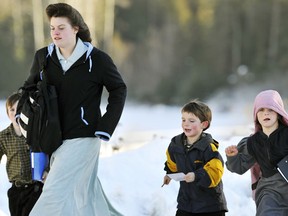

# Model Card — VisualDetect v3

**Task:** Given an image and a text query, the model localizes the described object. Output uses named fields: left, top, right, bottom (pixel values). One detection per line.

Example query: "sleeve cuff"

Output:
left=95, top=131, right=111, bottom=141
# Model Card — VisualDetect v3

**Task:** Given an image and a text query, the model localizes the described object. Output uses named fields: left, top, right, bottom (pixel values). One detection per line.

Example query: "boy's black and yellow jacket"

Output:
left=164, top=132, right=228, bottom=213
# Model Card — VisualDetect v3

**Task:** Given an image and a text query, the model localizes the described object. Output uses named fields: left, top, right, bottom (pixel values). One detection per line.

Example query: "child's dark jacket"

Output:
left=226, top=125, right=288, bottom=215
left=164, top=132, right=228, bottom=213
left=248, top=125, right=288, bottom=177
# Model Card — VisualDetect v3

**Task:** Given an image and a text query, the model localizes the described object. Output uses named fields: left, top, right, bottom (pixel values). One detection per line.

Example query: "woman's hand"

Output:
left=225, top=145, right=238, bottom=156
left=41, top=170, right=49, bottom=183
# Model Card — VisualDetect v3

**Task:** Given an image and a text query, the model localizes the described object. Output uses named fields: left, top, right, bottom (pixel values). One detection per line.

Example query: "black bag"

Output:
left=277, top=155, right=288, bottom=183
left=17, top=69, right=62, bottom=154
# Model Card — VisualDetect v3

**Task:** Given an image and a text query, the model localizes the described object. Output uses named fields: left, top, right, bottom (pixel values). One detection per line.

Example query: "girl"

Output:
left=225, top=90, right=288, bottom=215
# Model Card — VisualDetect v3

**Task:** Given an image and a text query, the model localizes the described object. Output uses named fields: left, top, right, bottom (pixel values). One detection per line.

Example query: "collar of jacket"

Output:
left=47, top=40, right=95, bottom=73
left=172, top=132, right=216, bottom=152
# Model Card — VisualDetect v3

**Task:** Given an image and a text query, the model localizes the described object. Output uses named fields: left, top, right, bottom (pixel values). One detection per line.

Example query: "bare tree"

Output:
left=103, top=0, right=115, bottom=53
left=84, top=0, right=98, bottom=45
left=32, top=0, right=45, bottom=50
left=11, top=0, right=24, bottom=60
left=268, top=0, right=280, bottom=67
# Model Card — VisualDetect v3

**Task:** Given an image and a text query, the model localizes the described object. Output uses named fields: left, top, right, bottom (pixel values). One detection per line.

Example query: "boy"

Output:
left=163, top=100, right=227, bottom=216
left=0, top=93, right=43, bottom=216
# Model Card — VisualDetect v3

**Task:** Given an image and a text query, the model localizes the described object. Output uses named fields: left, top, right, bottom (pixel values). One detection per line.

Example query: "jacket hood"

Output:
left=47, top=41, right=94, bottom=59
left=47, top=41, right=94, bottom=72
left=253, top=90, right=288, bottom=132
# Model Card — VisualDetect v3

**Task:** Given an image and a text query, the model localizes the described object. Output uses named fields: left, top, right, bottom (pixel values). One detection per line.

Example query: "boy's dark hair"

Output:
left=46, top=3, right=92, bottom=43
left=181, top=99, right=212, bottom=131
left=6, top=92, right=21, bottom=115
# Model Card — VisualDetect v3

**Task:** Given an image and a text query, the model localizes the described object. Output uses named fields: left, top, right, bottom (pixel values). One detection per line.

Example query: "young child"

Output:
left=225, top=90, right=288, bottom=215
left=0, top=93, right=43, bottom=216
left=163, top=100, right=228, bottom=216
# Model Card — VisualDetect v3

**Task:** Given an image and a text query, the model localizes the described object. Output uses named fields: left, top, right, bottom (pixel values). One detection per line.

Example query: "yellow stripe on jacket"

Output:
left=204, top=143, right=224, bottom=188
left=166, top=149, right=177, bottom=172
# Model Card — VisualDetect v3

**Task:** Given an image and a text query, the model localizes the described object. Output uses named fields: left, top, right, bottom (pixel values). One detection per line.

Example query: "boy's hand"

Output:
left=162, top=175, right=171, bottom=187
left=225, top=145, right=238, bottom=156
left=184, top=172, right=195, bottom=183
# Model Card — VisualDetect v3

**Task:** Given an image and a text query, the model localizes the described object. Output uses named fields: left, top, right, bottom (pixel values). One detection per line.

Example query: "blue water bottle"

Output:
left=31, top=152, right=49, bottom=181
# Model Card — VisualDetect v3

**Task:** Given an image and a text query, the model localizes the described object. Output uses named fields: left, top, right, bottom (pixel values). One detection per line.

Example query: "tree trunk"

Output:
left=103, top=0, right=115, bottom=53
left=32, top=0, right=45, bottom=50
left=11, top=0, right=24, bottom=60
left=84, top=0, right=98, bottom=45
left=268, top=0, right=280, bottom=67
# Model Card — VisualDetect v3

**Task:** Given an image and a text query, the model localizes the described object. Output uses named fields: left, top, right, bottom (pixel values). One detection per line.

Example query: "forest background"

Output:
left=1, top=0, right=288, bottom=105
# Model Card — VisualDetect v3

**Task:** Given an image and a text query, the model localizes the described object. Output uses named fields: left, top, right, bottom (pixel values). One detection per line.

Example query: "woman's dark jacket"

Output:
left=22, top=42, right=126, bottom=141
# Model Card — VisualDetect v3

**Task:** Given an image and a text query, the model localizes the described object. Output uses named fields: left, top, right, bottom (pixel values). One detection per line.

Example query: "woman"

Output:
left=25, top=3, right=126, bottom=216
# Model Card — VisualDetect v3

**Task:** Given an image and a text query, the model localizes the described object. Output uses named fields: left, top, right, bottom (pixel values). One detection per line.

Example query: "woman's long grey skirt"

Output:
left=29, top=137, right=123, bottom=216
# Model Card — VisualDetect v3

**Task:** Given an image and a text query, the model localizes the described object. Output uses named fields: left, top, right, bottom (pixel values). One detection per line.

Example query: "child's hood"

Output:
left=253, top=89, right=288, bottom=132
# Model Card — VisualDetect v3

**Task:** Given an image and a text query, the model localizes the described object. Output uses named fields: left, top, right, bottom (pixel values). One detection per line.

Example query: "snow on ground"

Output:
left=0, top=100, right=257, bottom=216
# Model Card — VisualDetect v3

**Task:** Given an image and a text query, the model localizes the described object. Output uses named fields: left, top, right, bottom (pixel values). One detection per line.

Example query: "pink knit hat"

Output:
left=253, top=89, right=288, bottom=132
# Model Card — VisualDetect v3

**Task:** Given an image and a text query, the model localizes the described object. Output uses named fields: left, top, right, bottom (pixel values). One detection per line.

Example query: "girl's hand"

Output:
left=162, top=175, right=171, bottom=186
left=225, top=145, right=238, bottom=156
left=184, top=172, right=195, bottom=183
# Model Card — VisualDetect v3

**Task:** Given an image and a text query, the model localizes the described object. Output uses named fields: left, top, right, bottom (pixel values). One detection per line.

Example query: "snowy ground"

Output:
left=0, top=100, right=257, bottom=216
